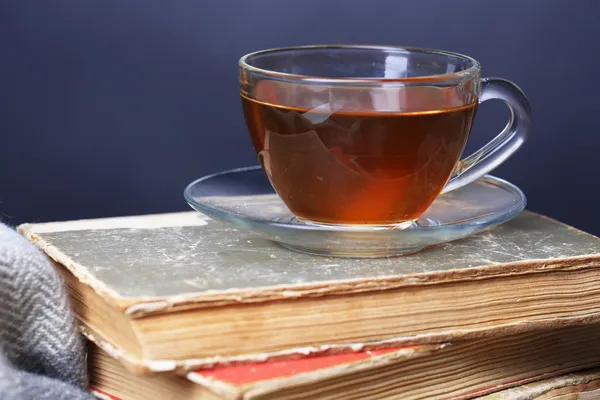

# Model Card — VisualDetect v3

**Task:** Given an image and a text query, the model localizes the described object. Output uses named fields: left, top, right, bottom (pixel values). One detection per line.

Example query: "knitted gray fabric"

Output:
left=0, top=223, right=92, bottom=399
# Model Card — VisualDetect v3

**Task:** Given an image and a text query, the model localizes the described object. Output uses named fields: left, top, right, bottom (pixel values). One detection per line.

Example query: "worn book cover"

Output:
left=18, top=211, right=600, bottom=372
left=478, top=369, right=600, bottom=399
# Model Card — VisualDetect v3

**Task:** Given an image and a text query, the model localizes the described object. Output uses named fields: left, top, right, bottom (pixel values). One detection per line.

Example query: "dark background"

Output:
left=1, top=0, right=599, bottom=234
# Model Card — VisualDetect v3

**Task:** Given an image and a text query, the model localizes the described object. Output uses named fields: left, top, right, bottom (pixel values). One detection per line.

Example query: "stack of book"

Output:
left=18, top=210, right=600, bottom=399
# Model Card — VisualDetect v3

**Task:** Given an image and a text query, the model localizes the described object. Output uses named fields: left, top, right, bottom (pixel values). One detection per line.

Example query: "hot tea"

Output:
left=242, top=94, right=477, bottom=225
left=238, top=45, right=531, bottom=231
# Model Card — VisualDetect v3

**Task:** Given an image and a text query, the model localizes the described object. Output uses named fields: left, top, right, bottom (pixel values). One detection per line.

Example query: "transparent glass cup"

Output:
left=239, top=45, right=531, bottom=229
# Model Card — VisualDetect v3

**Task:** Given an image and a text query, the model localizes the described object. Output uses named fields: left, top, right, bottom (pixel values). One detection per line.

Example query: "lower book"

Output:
left=88, top=323, right=600, bottom=400
left=478, top=370, right=600, bottom=399
left=91, top=370, right=600, bottom=400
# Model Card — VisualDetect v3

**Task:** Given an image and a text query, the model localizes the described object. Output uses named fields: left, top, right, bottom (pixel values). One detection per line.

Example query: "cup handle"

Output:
left=443, top=78, right=532, bottom=193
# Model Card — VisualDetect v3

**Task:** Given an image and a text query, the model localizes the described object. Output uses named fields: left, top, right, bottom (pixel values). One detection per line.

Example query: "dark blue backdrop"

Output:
left=1, top=0, right=599, bottom=234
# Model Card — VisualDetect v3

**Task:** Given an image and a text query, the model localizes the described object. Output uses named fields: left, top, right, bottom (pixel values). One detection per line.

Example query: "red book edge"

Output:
left=191, top=346, right=409, bottom=385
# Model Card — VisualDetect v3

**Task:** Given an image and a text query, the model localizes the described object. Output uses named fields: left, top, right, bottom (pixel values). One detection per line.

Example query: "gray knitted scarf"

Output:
left=0, top=223, right=92, bottom=399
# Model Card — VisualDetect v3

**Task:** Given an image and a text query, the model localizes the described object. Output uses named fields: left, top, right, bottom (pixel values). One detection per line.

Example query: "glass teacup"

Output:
left=239, top=45, right=531, bottom=228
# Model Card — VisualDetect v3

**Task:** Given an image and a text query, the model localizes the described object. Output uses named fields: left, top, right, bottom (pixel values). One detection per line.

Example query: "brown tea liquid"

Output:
left=242, top=95, right=477, bottom=225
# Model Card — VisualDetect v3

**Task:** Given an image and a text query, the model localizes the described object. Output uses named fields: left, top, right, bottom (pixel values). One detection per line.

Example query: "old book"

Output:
left=478, top=369, right=600, bottom=399
left=17, top=211, right=600, bottom=372
left=88, top=324, right=600, bottom=400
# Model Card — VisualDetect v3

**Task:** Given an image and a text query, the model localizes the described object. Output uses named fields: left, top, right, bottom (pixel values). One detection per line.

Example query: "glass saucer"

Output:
left=184, top=166, right=526, bottom=258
